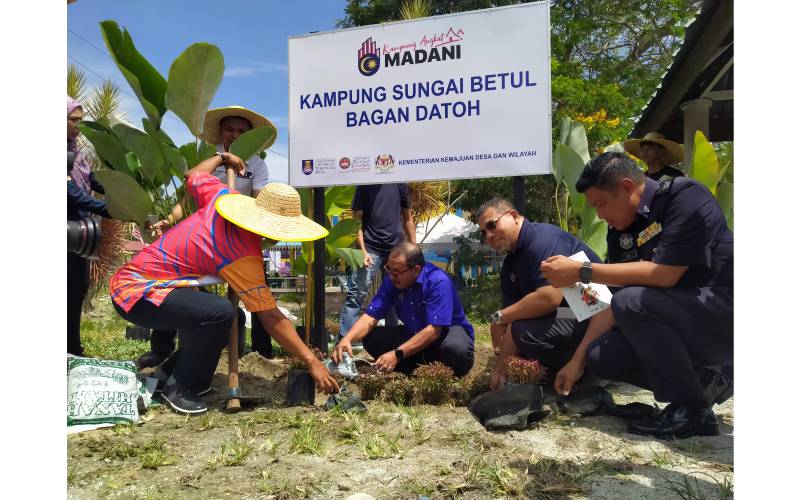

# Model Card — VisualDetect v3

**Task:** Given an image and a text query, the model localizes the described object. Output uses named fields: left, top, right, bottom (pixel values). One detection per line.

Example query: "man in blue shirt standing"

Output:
left=339, top=183, right=416, bottom=340
left=476, top=198, right=603, bottom=391
left=542, top=152, right=733, bottom=439
left=333, top=242, right=474, bottom=377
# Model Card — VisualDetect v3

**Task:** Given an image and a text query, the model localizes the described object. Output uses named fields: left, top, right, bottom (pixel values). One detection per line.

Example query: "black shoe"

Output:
left=152, top=368, right=211, bottom=396
left=703, top=367, right=733, bottom=406
left=627, top=403, right=719, bottom=439
left=161, top=376, right=207, bottom=415
left=135, top=351, right=171, bottom=370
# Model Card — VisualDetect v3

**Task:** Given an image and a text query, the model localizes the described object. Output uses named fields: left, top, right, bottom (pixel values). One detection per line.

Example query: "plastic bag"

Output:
left=323, top=351, right=359, bottom=380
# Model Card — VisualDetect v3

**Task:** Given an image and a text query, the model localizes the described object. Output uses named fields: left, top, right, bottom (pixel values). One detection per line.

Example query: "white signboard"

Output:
left=288, top=2, right=551, bottom=187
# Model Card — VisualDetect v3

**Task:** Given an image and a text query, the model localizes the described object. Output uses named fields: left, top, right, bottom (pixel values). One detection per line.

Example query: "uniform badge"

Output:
left=637, top=222, right=663, bottom=247
left=510, top=273, right=516, bottom=283
left=619, top=233, right=634, bottom=250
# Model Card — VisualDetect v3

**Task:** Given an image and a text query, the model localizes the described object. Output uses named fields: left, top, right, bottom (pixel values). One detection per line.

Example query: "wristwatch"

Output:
left=394, top=348, right=405, bottom=361
left=579, top=261, right=593, bottom=284
left=491, top=310, right=504, bottom=324
left=215, top=151, right=228, bottom=164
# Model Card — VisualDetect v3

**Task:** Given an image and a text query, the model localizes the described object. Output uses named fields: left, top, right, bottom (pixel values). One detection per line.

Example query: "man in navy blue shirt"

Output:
left=333, top=242, right=474, bottom=376
left=542, top=152, right=733, bottom=439
left=339, top=184, right=416, bottom=339
left=477, top=199, right=603, bottom=391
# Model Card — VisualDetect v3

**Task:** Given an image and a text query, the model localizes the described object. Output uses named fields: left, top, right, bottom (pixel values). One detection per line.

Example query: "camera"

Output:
left=67, top=151, right=103, bottom=259
left=67, top=217, right=103, bottom=259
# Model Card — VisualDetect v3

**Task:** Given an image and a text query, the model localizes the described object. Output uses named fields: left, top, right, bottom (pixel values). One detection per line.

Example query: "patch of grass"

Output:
left=659, top=471, right=733, bottom=500
left=290, top=418, right=325, bottom=455
left=360, top=432, right=404, bottom=459
left=650, top=446, right=679, bottom=467
left=336, top=413, right=366, bottom=444
left=207, top=434, right=256, bottom=469
left=466, top=456, right=523, bottom=497
left=111, top=422, right=138, bottom=436
left=67, top=464, right=80, bottom=486
left=194, top=412, right=226, bottom=432
left=136, top=438, right=176, bottom=469
left=80, top=295, right=149, bottom=360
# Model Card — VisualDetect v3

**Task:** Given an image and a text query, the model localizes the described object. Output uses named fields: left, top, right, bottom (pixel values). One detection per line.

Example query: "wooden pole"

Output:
left=312, top=187, right=327, bottom=353
left=225, top=167, right=241, bottom=412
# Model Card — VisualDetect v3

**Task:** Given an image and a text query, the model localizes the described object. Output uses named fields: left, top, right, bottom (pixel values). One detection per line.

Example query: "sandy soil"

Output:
left=67, top=345, right=733, bottom=499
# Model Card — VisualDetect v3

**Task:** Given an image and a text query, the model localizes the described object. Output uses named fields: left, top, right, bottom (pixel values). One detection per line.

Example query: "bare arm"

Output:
left=402, top=207, right=416, bottom=244
left=397, top=325, right=441, bottom=357
left=541, top=256, right=688, bottom=289
left=499, top=285, right=563, bottom=323
left=256, top=308, right=339, bottom=393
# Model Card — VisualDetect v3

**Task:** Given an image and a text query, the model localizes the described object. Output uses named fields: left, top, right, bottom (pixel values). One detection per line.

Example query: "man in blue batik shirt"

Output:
left=333, top=242, right=474, bottom=377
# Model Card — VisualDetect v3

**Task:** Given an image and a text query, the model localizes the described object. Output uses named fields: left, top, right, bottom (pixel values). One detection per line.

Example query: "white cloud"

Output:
left=225, top=60, right=288, bottom=78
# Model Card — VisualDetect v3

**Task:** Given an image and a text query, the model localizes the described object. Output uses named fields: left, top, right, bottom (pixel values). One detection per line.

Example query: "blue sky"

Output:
left=68, top=0, right=348, bottom=184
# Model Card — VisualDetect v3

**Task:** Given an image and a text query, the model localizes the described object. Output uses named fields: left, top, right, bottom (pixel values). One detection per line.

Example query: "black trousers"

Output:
left=362, top=325, right=475, bottom=377
left=149, top=308, right=247, bottom=357
left=586, top=286, right=733, bottom=407
left=67, top=253, right=90, bottom=356
left=113, top=288, right=234, bottom=391
left=509, top=314, right=589, bottom=382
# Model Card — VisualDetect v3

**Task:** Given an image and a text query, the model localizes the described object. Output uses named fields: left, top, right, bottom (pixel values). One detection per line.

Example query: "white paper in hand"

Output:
left=560, top=251, right=613, bottom=322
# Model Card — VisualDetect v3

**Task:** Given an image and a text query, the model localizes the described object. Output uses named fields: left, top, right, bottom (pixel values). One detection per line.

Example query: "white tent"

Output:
left=416, top=213, right=478, bottom=245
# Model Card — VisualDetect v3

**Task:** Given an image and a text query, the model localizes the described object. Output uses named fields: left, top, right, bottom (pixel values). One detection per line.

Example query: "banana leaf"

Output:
left=553, top=144, right=586, bottom=215
left=160, top=142, right=188, bottom=178
left=94, top=169, right=153, bottom=225
left=179, top=141, right=218, bottom=169
left=325, top=185, right=356, bottom=217
left=691, top=131, right=721, bottom=196
left=166, top=43, right=224, bottom=137
left=100, top=21, right=167, bottom=129
left=230, top=126, right=277, bottom=162
left=335, top=248, right=365, bottom=270
left=78, top=121, right=133, bottom=178
left=111, top=121, right=165, bottom=184
left=717, top=181, right=733, bottom=232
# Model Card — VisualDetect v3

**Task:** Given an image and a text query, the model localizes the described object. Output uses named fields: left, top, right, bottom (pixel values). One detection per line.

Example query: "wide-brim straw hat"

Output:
left=202, top=106, right=278, bottom=148
left=215, top=183, right=328, bottom=242
left=623, top=131, right=684, bottom=165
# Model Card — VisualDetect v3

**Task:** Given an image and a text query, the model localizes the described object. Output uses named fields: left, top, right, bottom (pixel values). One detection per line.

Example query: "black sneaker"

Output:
left=161, top=376, right=207, bottom=415
left=152, top=368, right=211, bottom=397
left=703, top=368, right=733, bottom=406
left=627, top=403, right=718, bottom=439
left=135, top=351, right=171, bottom=370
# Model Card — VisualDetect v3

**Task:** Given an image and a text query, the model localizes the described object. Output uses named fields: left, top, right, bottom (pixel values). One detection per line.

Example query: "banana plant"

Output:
left=690, top=131, right=733, bottom=231
left=292, top=186, right=364, bottom=275
left=552, top=117, right=608, bottom=258
left=78, top=20, right=274, bottom=227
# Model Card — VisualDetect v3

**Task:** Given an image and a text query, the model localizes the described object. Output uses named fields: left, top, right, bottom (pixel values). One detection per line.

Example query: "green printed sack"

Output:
left=67, top=358, right=140, bottom=426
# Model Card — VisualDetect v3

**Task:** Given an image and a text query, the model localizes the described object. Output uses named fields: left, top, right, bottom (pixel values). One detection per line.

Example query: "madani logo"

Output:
left=357, top=29, right=464, bottom=77
left=339, top=157, right=351, bottom=169
left=357, top=38, right=381, bottom=76
left=301, top=159, right=314, bottom=175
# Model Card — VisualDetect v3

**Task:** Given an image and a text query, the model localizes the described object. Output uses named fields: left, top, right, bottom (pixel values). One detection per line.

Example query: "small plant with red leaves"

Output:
left=355, top=367, right=397, bottom=400
left=504, top=356, right=546, bottom=385
left=412, top=362, right=456, bottom=405
left=381, top=375, right=415, bottom=405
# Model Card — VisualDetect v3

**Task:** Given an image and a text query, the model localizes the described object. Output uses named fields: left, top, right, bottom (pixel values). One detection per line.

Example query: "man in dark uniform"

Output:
left=542, top=152, right=733, bottom=439
left=475, top=198, right=602, bottom=390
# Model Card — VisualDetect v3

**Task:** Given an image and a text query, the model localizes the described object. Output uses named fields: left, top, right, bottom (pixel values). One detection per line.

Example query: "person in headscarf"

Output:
left=67, top=96, right=111, bottom=356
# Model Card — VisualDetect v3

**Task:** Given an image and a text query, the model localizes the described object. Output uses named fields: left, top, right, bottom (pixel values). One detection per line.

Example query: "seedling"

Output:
left=504, top=356, right=546, bottom=385
left=290, top=419, right=325, bottom=455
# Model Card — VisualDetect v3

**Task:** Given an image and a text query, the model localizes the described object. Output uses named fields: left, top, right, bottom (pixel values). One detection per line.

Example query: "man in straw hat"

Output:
left=110, top=153, right=338, bottom=415
left=541, top=152, right=732, bottom=439
left=140, top=106, right=279, bottom=370
left=623, top=131, right=685, bottom=181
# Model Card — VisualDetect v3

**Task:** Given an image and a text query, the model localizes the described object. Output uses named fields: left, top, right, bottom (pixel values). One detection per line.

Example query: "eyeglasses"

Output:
left=480, top=211, right=512, bottom=238
left=384, top=264, right=413, bottom=278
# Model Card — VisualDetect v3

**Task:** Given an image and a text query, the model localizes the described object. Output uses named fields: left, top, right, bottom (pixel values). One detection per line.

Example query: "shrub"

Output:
left=412, top=362, right=456, bottom=405
left=382, top=376, right=415, bottom=405
left=455, top=369, right=492, bottom=405
left=504, top=357, right=546, bottom=385
left=354, top=367, right=396, bottom=401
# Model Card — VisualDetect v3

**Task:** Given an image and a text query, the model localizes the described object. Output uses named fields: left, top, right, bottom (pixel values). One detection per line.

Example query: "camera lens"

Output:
left=67, top=218, right=103, bottom=259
